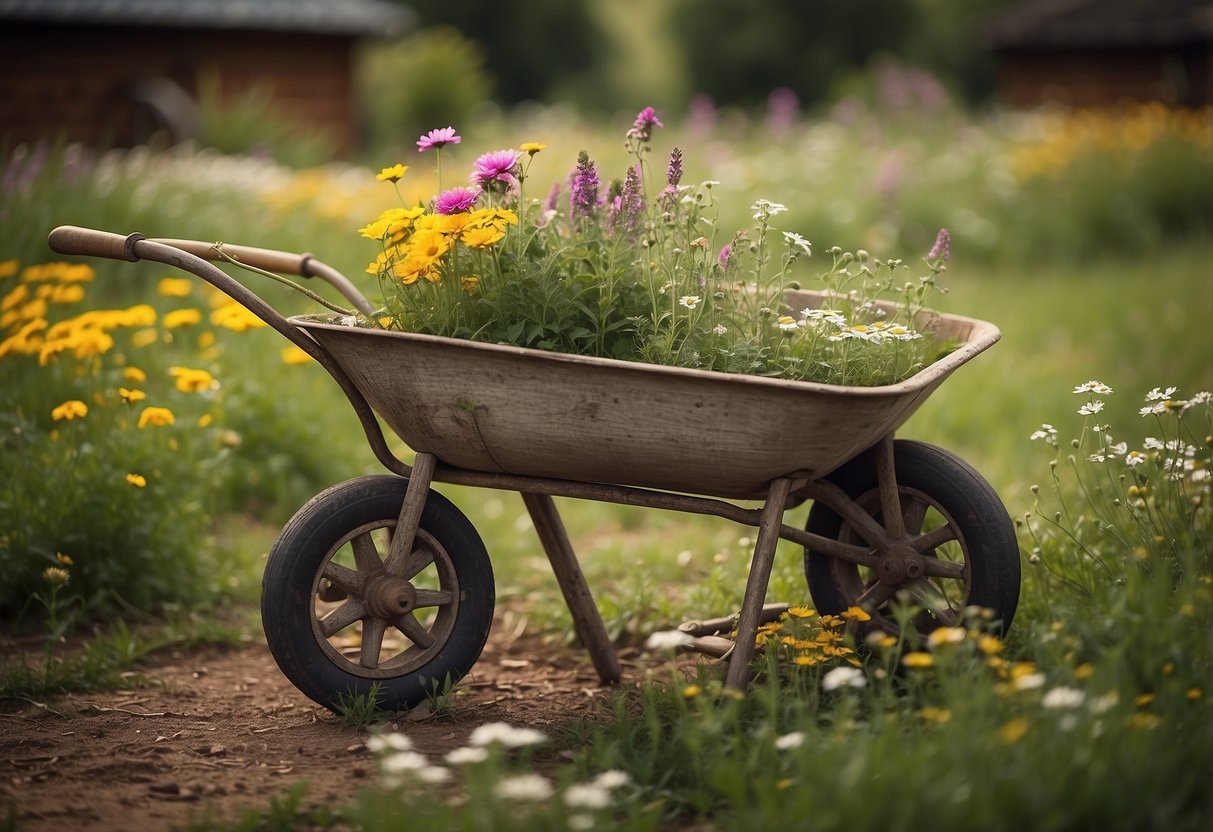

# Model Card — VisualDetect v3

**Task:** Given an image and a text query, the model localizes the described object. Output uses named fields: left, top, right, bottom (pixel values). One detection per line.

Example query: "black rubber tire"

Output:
left=262, top=475, right=494, bottom=712
left=805, top=440, right=1019, bottom=636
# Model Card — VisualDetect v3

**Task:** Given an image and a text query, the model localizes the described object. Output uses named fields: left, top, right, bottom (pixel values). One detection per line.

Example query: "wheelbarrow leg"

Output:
left=383, top=452, right=437, bottom=575
left=522, top=491, right=622, bottom=686
left=724, top=476, right=794, bottom=693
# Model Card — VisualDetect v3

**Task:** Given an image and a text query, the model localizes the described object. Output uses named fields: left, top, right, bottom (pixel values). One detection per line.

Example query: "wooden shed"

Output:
left=0, top=0, right=413, bottom=155
left=983, top=0, right=1213, bottom=108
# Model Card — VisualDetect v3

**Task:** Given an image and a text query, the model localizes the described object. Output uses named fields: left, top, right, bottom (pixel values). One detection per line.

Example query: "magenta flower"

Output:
left=608, top=165, right=645, bottom=237
left=718, top=243, right=733, bottom=269
left=569, top=151, right=599, bottom=221
left=928, top=228, right=951, bottom=261
left=417, top=127, right=461, bottom=152
left=434, top=186, right=480, bottom=214
left=626, top=106, right=664, bottom=143
left=472, top=149, right=522, bottom=191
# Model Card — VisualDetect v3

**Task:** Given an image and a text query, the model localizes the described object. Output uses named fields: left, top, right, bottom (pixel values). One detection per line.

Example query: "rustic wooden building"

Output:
left=983, top=0, right=1213, bottom=108
left=0, top=0, right=413, bottom=155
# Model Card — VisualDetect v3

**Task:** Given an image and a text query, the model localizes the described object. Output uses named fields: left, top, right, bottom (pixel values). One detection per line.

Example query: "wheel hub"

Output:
left=363, top=574, right=417, bottom=618
left=875, top=545, right=925, bottom=586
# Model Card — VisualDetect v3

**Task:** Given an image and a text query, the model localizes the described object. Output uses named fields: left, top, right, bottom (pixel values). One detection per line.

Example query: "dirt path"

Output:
left=1, top=608, right=660, bottom=830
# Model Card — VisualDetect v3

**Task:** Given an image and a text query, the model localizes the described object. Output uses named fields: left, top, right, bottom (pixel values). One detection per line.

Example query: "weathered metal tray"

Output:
left=294, top=291, right=999, bottom=499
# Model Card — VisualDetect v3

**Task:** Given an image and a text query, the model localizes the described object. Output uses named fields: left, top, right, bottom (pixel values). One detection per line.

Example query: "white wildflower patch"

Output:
left=381, top=750, right=428, bottom=774
left=444, top=746, right=490, bottom=765
left=782, top=231, right=812, bottom=256
left=366, top=732, right=413, bottom=753
left=468, top=722, right=548, bottom=748
left=679, top=295, right=702, bottom=310
left=774, top=731, right=806, bottom=750
left=645, top=629, right=693, bottom=650
left=1144, top=386, right=1178, bottom=401
left=494, top=773, right=555, bottom=802
left=1073, top=380, right=1114, bottom=395
left=1042, top=686, right=1086, bottom=709
left=1077, top=400, right=1105, bottom=416
left=564, top=783, right=612, bottom=810
left=1013, top=672, right=1047, bottom=691
left=751, top=198, right=788, bottom=219
left=927, top=626, right=967, bottom=648
left=821, top=666, right=867, bottom=692
left=591, top=770, right=631, bottom=790
left=1030, top=424, right=1058, bottom=446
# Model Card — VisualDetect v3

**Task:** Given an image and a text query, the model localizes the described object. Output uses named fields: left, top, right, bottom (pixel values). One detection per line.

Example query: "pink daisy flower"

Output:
left=417, top=127, right=461, bottom=152
left=434, top=186, right=480, bottom=214
left=471, top=149, right=522, bottom=189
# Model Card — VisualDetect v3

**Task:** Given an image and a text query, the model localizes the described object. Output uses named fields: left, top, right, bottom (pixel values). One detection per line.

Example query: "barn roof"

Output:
left=984, top=0, right=1213, bottom=48
left=0, top=0, right=413, bottom=37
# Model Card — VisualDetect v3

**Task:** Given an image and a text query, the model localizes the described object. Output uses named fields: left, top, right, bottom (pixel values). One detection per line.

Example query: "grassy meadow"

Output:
left=2, top=101, right=1211, bottom=830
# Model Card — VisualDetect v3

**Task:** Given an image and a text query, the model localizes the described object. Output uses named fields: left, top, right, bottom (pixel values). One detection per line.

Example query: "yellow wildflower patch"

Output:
left=998, top=718, right=1029, bottom=745
left=376, top=163, right=409, bottom=183
left=281, top=345, right=313, bottom=365
left=163, top=308, right=202, bottom=329
left=51, top=399, right=88, bottom=421
left=170, top=366, right=217, bottom=393
left=901, top=651, right=934, bottom=669
left=137, top=406, right=176, bottom=428
left=211, top=303, right=267, bottom=332
left=125, top=473, right=147, bottom=488
left=157, top=277, right=194, bottom=298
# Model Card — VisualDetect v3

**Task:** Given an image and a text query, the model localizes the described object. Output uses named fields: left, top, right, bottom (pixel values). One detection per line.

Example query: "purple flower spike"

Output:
left=434, top=186, right=480, bottom=214
left=417, top=127, right=461, bottom=152
left=472, top=149, right=523, bottom=190
left=928, top=228, right=951, bottom=261
left=570, top=151, right=599, bottom=220
left=666, top=147, right=683, bottom=188
left=627, top=106, right=664, bottom=144
left=718, top=243, right=733, bottom=268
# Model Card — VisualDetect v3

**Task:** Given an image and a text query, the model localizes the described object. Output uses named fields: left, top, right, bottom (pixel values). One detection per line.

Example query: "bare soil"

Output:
left=1, top=606, right=669, bottom=831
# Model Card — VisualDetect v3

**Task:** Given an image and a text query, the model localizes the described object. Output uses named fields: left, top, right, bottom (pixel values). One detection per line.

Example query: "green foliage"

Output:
left=334, top=681, right=389, bottom=728
left=360, top=117, right=949, bottom=386
left=357, top=28, right=494, bottom=158
left=196, top=71, right=337, bottom=168
left=402, top=0, right=606, bottom=106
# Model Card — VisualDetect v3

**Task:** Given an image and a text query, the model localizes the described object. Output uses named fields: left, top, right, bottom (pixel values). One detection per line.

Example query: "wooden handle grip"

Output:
left=47, top=225, right=139, bottom=261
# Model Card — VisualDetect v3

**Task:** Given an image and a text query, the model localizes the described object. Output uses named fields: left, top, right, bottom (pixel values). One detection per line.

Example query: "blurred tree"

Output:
left=358, top=26, right=494, bottom=152
left=900, top=0, right=1009, bottom=104
left=398, top=0, right=609, bottom=104
left=669, top=0, right=913, bottom=109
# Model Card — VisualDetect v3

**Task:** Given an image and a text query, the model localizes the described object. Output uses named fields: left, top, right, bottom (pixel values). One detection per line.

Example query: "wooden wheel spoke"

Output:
left=319, top=599, right=366, bottom=637
left=400, top=545, right=436, bottom=582
left=902, top=498, right=929, bottom=537
left=413, top=588, right=453, bottom=608
left=921, top=555, right=965, bottom=579
left=322, top=561, right=365, bottom=595
left=856, top=580, right=898, bottom=612
left=351, top=531, right=383, bottom=575
left=905, top=578, right=961, bottom=626
left=392, top=612, right=436, bottom=649
left=360, top=617, right=388, bottom=669
left=913, top=524, right=958, bottom=555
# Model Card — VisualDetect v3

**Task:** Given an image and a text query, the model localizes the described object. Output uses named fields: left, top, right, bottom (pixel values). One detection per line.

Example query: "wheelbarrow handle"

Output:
left=47, top=226, right=376, bottom=316
left=46, top=225, right=413, bottom=479
left=149, top=237, right=376, bottom=317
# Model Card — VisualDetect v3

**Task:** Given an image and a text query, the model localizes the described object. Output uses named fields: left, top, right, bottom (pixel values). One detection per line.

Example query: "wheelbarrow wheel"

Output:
left=804, top=440, right=1019, bottom=638
left=262, top=475, right=494, bottom=713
